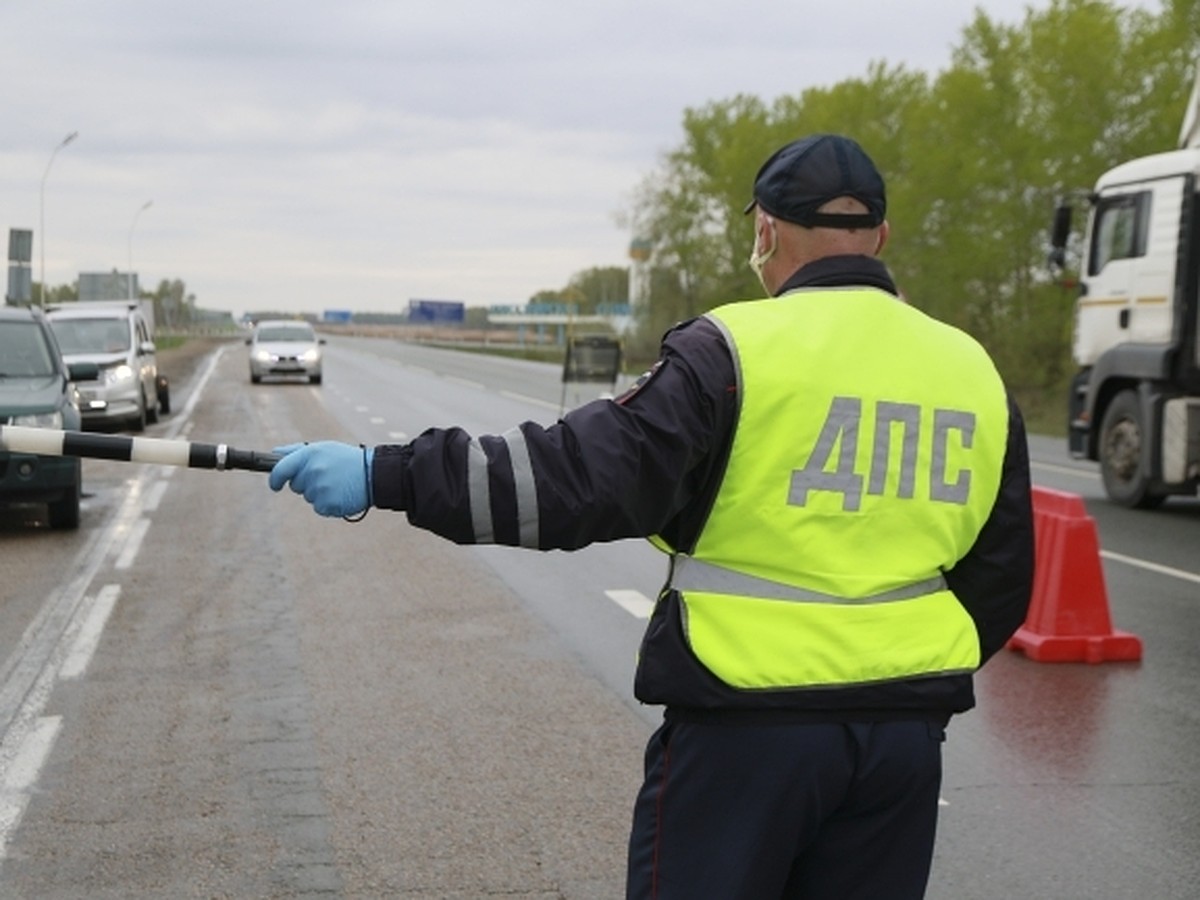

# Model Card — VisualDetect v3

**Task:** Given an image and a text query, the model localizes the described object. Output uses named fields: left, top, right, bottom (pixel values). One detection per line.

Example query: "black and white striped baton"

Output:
left=0, top=425, right=283, bottom=473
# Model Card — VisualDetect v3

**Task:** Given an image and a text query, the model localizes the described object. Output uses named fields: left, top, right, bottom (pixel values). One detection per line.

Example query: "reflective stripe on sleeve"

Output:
left=467, top=438, right=493, bottom=542
left=501, top=426, right=540, bottom=548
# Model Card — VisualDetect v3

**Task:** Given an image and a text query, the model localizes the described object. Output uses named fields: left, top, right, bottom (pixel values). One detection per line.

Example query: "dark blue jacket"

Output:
left=373, top=255, right=1035, bottom=722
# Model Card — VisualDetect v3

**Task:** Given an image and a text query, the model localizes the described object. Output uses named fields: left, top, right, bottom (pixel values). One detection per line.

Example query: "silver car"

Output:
left=45, top=301, right=167, bottom=432
left=247, top=320, right=325, bottom=384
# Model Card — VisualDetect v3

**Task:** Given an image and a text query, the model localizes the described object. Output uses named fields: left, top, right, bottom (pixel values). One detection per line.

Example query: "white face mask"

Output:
left=748, top=214, right=777, bottom=294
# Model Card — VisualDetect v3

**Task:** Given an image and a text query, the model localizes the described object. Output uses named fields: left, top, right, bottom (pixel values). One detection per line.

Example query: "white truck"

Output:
left=1051, top=68, right=1200, bottom=507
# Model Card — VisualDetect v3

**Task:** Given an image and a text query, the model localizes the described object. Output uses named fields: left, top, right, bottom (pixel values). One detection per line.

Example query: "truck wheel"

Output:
left=1099, top=390, right=1165, bottom=509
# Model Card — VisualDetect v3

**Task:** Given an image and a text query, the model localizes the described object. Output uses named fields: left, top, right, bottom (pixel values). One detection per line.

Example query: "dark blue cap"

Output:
left=744, top=134, right=886, bottom=229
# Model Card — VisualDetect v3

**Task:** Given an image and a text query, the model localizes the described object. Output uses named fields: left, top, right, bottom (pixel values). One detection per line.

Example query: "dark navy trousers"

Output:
left=626, top=719, right=945, bottom=900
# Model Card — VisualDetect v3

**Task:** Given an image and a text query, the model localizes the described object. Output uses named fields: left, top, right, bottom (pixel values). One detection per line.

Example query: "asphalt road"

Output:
left=0, top=335, right=1197, bottom=898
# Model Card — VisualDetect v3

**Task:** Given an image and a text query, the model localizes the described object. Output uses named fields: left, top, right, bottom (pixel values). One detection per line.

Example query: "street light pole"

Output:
left=38, top=130, right=79, bottom=307
left=127, top=200, right=153, bottom=301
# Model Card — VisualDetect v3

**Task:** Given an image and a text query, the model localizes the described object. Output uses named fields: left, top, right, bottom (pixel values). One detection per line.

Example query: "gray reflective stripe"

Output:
left=502, top=426, right=540, bottom=547
left=467, top=438, right=493, bottom=542
left=670, top=556, right=947, bottom=605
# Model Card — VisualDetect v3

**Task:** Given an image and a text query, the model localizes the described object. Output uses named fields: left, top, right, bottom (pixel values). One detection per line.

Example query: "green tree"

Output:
left=149, top=278, right=196, bottom=328
left=624, top=0, right=1200, bottom=426
left=630, top=94, right=777, bottom=322
left=30, top=280, right=78, bottom=305
left=896, top=0, right=1195, bottom=395
left=566, top=266, right=629, bottom=313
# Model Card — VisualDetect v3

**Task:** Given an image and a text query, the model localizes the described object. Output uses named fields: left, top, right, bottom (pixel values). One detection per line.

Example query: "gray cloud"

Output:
left=0, top=0, right=1150, bottom=316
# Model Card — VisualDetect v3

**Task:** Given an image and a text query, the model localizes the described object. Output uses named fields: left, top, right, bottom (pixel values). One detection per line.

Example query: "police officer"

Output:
left=270, top=133, right=1035, bottom=900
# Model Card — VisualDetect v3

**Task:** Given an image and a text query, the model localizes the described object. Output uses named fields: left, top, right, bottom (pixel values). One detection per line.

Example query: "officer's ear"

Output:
left=874, top=221, right=890, bottom=256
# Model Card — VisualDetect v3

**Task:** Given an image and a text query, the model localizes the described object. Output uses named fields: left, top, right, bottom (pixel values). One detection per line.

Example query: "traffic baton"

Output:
left=0, top=425, right=282, bottom=474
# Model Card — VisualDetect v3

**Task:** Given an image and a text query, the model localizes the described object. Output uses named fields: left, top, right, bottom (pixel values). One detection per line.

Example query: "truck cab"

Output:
left=1057, top=147, right=1200, bottom=506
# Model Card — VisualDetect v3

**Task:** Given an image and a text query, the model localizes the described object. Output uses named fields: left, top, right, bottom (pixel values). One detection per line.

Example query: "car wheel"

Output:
left=1099, top=389, right=1165, bottom=509
left=131, top=392, right=148, bottom=432
left=251, top=373, right=262, bottom=384
left=48, top=467, right=82, bottom=530
left=309, top=373, right=322, bottom=385
left=157, top=376, right=171, bottom=414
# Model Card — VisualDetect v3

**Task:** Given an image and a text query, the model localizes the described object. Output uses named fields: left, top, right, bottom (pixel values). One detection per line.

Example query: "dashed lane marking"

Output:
left=0, top=715, right=62, bottom=859
left=605, top=589, right=654, bottom=619
left=114, top=518, right=151, bottom=571
left=1032, top=460, right=1098, bottom=479
left=59, top=586, right=122, bottom=681
left=1101, top=550, right=1200, bottom=586
left=143, top=479, right=169, bottom=512
left=500, top=390, right=559, bottom=412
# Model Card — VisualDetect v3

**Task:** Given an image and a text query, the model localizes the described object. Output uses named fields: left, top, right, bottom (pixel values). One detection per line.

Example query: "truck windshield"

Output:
left=0, top=320, right=58, bottom=377
left=49, top=318, right=130, bottom=354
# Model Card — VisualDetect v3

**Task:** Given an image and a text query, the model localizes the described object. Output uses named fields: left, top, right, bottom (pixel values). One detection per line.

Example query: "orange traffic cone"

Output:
left=1007, top=486, right=1142, bottom=664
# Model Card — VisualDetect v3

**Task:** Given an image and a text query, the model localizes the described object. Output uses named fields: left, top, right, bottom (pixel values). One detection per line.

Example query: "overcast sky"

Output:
left=0, top=1, right=1157, bottom=318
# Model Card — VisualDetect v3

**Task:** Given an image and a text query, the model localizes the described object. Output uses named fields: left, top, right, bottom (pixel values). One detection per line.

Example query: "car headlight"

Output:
left=254, top=350, right=273, bottom=362
left=103, top=364, right=135, bottom=385
left=301, top=348, right=320, bottom=363
left=13, top=410, right=64, bottom=429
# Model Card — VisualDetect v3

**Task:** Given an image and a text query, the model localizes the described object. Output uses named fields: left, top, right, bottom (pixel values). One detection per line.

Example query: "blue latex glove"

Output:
left=269, top=441, right=374, bottom=518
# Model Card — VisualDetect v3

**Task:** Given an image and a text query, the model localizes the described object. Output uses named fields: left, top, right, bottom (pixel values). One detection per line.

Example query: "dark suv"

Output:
left=0, top=306, right=98, bottom=528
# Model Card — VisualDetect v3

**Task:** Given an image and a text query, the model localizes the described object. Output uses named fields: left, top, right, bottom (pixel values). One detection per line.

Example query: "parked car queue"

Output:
left=0, top=305, right=99, bottom=529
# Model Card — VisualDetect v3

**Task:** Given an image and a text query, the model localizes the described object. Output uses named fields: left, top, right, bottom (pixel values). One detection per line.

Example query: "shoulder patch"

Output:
left=615, top=360, right=666, bottom=406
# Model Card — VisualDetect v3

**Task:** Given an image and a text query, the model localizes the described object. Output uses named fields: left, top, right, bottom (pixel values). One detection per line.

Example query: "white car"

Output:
left=246, top=320, right=324, bottom=384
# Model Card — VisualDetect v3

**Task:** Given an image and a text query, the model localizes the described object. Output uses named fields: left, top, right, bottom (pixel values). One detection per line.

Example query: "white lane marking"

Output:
left=1101, top=550, right=1200, bottom=586
left=1032, top=460, right=1098, bottom=479
left=2, top=717, right=61, bottom=793
left=0, top=341, right=230, bottom=871
left=114, top=518, right=151, bottom=571
left=59, top=586, right=122, bottom=681
left=605, top=589, right=654, bottom=620
left=166, top=344, right=224, bottom=438
left=0, top=467, right=145, bottom=752
left=370, top=417, right=385, bottom=425
left=500, top=390, right=559, bottom=412
left=387, top=432, right=409, bottom=442
left=0, top=715, right=63, bottom=859
left=142, top=480, right=169, bottom=512
left=355, top=405, right=369, bottom=413
left=444, top=375, right=484, bottom=390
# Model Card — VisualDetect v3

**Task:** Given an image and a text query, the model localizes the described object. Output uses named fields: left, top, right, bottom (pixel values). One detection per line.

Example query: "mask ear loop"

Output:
left=757, top=213, right=777, bottom=257
left=749, top=213, right=778, bottom=292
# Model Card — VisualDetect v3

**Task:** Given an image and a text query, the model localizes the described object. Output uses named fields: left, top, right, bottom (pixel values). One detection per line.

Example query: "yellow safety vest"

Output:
left=657, top=287, right=1009, bottom=691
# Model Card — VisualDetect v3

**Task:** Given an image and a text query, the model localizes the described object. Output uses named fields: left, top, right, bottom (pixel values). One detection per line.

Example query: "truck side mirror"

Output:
left=1049, top=204, right=1072, bottom=268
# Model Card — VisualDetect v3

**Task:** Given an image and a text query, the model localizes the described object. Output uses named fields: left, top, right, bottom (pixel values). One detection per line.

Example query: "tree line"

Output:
left=30, top=277, right=201, bottom=329
left=593, top=0, right=1197, bottom=431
